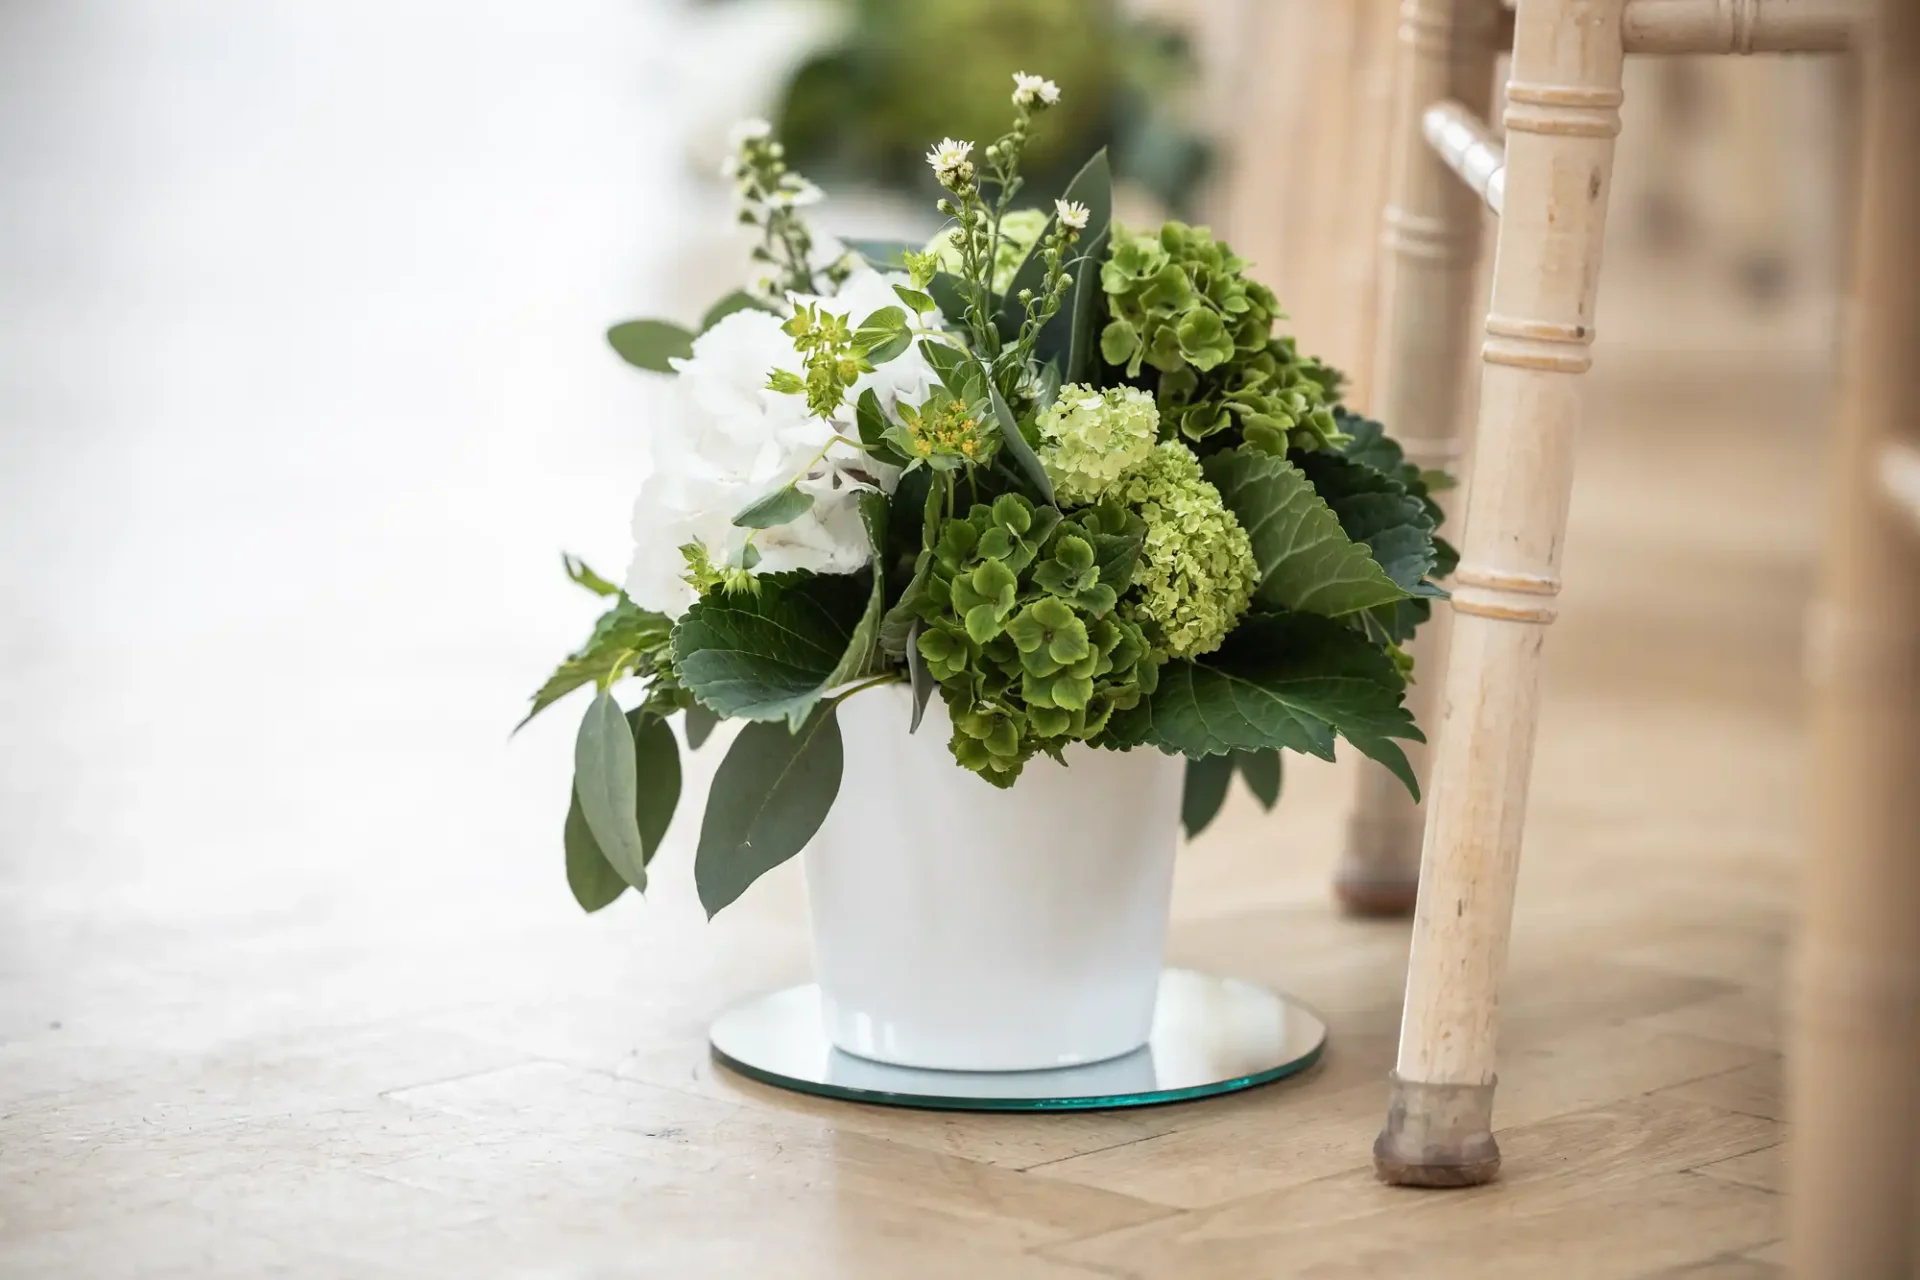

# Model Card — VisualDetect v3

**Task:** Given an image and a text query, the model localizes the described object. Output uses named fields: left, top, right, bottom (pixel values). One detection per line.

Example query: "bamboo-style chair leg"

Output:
left=1334, top=0, right=1500, bottom=919
left=1787, top=0, right=1920, bottom=1270
left=1374, top=0, right=1627, bottom=1187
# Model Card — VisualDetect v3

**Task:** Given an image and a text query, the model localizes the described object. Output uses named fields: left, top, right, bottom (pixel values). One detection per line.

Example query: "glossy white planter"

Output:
left=803, top=684, right=1185, bottom=1071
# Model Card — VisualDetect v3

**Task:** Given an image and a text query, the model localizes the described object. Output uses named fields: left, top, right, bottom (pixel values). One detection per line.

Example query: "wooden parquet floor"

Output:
left=0, top=5, right=1832, bottom=1274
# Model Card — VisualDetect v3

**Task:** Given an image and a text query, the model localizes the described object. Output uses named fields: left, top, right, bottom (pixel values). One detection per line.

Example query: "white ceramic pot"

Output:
left=803, top=683, right=1185, bottom=1072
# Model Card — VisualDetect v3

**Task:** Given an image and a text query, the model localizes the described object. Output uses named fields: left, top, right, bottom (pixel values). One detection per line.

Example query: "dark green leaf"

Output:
left=626, top=707, right=680, bottom=861
left=673, top=572, right=874, bottom=730
left=1182, top=754, right=1233, bottom=838
left=843, top=238, right=920, bottom=270
left=1059, top=225, right=1112, bottom=384
left=732, top=485, right=816, bottom=530
left=573, top=691, right=649, bottom=887
left=563, top=789, right=628, bottom=912
left=561, top=552, right=619, bottom=597
left=607, top=319, right=695, bottom=373
left=700, top=291, right=767, bottom=332
left=919, top=337, right=983, bottom=404
left=1291, top=451, right=1437, bottom=591
left=906, top=619, right=934, bottom=733
left=998, top=149, right=1113, bottom=339
left=695, top=705, right=844, bottom=917
left=1236, top=749, right=1283, bottom=810
left=1106, top=612, right=1424, bottom=798
left=987, top=382, right=1055, bottom=505
left=684, top=703, right=719, bottom=749
left=1204, top=448, right=1411, bottom=617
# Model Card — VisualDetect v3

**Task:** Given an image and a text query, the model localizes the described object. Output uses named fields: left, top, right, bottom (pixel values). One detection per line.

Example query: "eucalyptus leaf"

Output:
left=1236, top=748, right=1283, bottom=810
left=573, top=691, right=649, bottom=888
left=998, top=149, right=1113, bottom=341
left=700, top=290, right=767, bottom=332
left=695, top=705, right=844, bottom=917
left=987, top=382, right=1055, bottom=505
left=607, top=319, right=695, bottom=373
left=563, top=789, right=628, bottom=912
left=1182, top=754, right=1234, bottom=838
left=732, top=485, right=816, bottom=530
left=906, top=619, right=934, bottom=733
left=1106, top=612, right=1424, bottom=798
left=626, top=707, right=681, bottom=860
left=518, top=596, right=673, bottom=732
left=1204, top=448, right=1412, bottom=617
left=844, top=238, right=919, bottom=270
left=684, top=703, right=719, bottom=749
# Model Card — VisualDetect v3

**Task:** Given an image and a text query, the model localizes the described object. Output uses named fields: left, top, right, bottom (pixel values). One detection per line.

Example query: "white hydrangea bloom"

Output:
left=624, top=270, right=944, bottom=617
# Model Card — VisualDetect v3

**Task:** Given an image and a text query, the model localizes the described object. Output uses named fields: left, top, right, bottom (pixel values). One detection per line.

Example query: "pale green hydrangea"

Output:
left=927, top=207, right=1049, bottom=292
left=1035, top=384, right=1159, bottom=504
left=1114, top=442, right=1257, bottom=659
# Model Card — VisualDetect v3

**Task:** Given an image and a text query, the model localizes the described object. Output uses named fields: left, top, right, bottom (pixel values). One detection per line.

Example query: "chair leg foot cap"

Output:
left=1373, top=1073, right=1501, bottom=1187
left=1372, top=1139, right=1501, bottom=1188
left=1333, top=877, right=1418, bottom=918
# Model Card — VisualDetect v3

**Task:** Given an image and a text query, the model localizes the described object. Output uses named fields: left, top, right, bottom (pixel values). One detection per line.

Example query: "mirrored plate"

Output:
left=709, top=968, right=1327, bottom=1111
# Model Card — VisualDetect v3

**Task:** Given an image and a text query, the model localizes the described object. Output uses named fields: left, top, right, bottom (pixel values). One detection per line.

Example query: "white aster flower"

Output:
left=925, top=137, right=974, bottom=180
left=1055, top=199, right=1090, bottom=231
left=727, top=117, right=772, bottom=149
left=769, top=177, right=823, bottom=209
left=1012, top=72, right=1060, bottom=107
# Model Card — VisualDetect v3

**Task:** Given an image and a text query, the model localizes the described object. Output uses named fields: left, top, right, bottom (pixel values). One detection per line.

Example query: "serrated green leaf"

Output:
left=561, top=552, right=619, bottom=597
left=732, top=485, right=816, bottom=530
left=987, top=382, right=1055, bottom=505
left=700, top=290, right=767, bottom=332
left=1204, top=448, right=1411, bottom=617
left=684, top=703, right=718, bottom=749
left=607, top=319, right=695, bottom=373
left=1106, top=612, right=1424, bottom=798
left=518, top=597, right=673, bottom=731
left=563, top=789, right=628, bottom=912
left=695, top=705, right=843, bottom=917
left=573, top=691, right=649, bottom=888
left=673, top=572, right=874, bottom=730
left=1182, top=753, right=1233, bottom=838
left=1236, top=748, right=1283, bottom=810
left=1291, top=451, right=1436, bottom=591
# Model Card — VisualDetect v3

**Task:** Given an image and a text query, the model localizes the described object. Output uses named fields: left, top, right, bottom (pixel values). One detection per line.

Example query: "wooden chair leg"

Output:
left=1374, top=0, right=1626, bottom=1188
left=1787, top=1, right=1920, bottom=1271
left=1334, top=0, right=1499, bottom=918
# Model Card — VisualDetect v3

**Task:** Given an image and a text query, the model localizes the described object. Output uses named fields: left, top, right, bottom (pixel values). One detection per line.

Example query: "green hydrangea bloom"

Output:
left=912, top=493, right=1156, bottom=787
left=1035, top=384, right=1160, bottom=504
left=1099, top=220, right=1348, bottom=453
left=927, top=207, right=1049, bottom=293
left=1115, top=442, right=1258, bottom=659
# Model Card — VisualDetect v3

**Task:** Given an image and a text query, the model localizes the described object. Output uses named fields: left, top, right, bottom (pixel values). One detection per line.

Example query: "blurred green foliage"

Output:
left=768, top=0, right=1210, bottom=213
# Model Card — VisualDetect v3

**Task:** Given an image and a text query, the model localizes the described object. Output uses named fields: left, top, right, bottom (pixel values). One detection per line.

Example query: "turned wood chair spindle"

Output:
left=1363, top=15, right=1908, bottom=1272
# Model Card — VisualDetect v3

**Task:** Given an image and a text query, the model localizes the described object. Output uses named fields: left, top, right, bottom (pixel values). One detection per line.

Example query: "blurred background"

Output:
left=0, top=0, right=1848, bottom=1273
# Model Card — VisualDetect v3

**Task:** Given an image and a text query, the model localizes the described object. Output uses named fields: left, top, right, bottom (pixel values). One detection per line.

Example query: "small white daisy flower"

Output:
left=727, top=118, right=772, bottom=148
left=1055, top=199, right=1090, bottom=231
left=925, top=137, right=974, bottom=179
left=1012, top=72, right=1061, bottom=107
left=770, top=178, right=824, bottom=209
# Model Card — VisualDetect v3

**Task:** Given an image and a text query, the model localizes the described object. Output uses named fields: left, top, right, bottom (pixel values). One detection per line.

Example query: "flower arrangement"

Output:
left=527, top=79, right=1454, bottom=917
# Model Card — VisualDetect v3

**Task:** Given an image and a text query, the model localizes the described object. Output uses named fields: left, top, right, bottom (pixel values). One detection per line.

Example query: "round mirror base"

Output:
left=709, top=968, right=1328, bottom=1112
